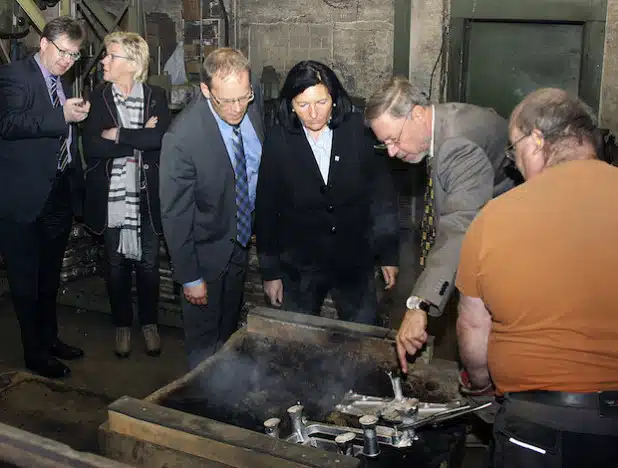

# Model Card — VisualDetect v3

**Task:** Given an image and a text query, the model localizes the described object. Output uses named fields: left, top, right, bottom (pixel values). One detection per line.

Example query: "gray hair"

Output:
left=41, top=16, right=84, bottom=43
left=365, top=76, right=429, bottom=121
left=511, top=88, right=600, bottom=166
left=201, top=48, right=250, bottom=88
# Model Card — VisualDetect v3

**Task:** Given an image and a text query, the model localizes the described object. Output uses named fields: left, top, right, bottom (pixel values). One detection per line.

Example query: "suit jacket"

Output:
left=0, top=55, right=83, bottom=222
left=255, top=113, right=399, bottom=280
left=159, top=94, right=264, bottom=284
left=413, top=103, right=512, bottom=315
left=82, top=82, right=171, bottom=235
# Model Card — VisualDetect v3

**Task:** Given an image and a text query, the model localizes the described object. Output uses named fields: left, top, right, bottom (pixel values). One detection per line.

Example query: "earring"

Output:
left=333, top=102, right=336, bottom=107
left=292, top=108, right=295, bottom=113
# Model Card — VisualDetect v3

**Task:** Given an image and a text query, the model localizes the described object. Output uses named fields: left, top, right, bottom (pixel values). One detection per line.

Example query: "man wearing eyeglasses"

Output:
left=366, top=76, right=512, bottom=372
left=0, top=17, right=89, bottom=379
left=160, top=48, right=263, bottom=369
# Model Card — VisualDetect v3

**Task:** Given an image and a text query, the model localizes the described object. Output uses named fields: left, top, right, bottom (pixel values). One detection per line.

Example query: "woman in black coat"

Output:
left=82, top=32, right=171, bottom=357
left=254, top=60, right=399, bottom=325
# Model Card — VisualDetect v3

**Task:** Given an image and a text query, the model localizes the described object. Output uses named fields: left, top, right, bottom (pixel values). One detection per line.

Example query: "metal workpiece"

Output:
left=263, top=418, right=281, bottom=439
left=387, top=370, right=404, bottom=401
left=359, top=415, right=380, bottom=458
left=335, top=432, right=356, bottom=456
left=287, top=404, right=308, bottom=443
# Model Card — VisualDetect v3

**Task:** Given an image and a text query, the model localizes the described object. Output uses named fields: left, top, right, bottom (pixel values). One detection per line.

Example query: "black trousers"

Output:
left=103, top=200, right=160, bottom=328
left=0, top=172, right=73, bottom=361
left=491, top=394, right=618, bottom=468
left=182, top=242, right=248, bottom=370
left=280, top=263, right=378, bottom=325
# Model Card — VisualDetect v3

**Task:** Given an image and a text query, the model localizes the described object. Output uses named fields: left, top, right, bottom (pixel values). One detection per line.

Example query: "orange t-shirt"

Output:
left=456, top=159, right=618, bottom=394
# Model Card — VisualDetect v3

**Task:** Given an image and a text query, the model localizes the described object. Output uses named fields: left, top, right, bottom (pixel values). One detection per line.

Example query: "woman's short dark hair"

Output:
left=277, top=60, right=352, bottom=132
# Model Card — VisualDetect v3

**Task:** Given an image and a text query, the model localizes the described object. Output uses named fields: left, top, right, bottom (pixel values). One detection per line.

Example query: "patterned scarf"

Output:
left=107, top=83, right=144, bottom=260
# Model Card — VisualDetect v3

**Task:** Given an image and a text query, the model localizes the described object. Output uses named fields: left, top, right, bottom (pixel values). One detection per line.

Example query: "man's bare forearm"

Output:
left=457, top=295, right=492, bottom=388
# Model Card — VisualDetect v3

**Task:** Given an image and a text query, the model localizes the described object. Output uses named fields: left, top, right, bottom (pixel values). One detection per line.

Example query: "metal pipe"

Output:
left=335, top=432, right=355, bottom=456
left=359, top=415, right=380, bottom=458
left=287, top=404, right=307, bottom=443
left=387, top=371, right=404, bottom=401
left=263, top=418, right=280, bottom=439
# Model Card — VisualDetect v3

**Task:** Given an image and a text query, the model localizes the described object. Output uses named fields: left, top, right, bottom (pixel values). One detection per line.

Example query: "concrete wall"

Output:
left=408, top=0, right=447, bottom=101
left=600, top=0, right=618, bottom=133
left=233, top=0, right=394, bottom=99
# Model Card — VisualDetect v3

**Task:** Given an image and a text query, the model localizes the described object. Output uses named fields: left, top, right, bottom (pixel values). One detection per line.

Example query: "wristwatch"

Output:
left=406, top=295, right=431, bottom=313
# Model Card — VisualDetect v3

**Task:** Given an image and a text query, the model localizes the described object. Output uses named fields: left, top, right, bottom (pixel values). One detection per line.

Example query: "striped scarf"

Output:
left=107, top=83, right=144, bottom=261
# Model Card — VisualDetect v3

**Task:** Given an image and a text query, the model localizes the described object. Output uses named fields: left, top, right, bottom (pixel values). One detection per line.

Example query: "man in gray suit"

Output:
left=366, top=76, right=512, bottom=372
left=160, top=48, right=263, bottom=369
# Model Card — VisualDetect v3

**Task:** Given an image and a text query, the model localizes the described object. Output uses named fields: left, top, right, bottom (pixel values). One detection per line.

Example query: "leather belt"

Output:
left=508, top=390, right=600, bottom=409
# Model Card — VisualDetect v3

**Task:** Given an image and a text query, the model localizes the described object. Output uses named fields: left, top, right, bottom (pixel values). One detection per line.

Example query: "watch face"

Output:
left=407, top=296, right=421, bottom=310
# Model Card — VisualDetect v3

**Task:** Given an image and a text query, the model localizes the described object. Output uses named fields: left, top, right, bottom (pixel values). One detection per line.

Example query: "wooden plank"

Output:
left=99, top=422, right=232, bottom=467
left=108, top=397, right=359, bottom=468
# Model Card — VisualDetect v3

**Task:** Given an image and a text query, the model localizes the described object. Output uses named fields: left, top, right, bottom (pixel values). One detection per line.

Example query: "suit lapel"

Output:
left=27, top=56, right=54, bottom=106
left=200, top=96, right=234, bottom=172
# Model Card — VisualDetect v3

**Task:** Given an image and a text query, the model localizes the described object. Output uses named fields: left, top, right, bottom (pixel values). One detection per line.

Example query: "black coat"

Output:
left=0, top=56, right=84, bottom=222
left=82, top=82, right=171, bottom=235
left=255, top=113, right=399, bottom=281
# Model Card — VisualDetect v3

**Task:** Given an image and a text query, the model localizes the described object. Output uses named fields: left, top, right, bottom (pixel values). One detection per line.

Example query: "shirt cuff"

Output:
left=183, top=279, right=203, bottom=288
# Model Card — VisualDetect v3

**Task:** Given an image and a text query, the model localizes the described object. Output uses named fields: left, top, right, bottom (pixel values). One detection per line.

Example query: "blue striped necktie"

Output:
left=50, top=76, right=69, bottom=172
left=232, top=126, right=251, bottom=246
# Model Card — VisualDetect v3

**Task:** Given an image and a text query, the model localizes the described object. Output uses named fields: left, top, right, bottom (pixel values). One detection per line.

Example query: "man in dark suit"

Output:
left=366, top=76, right=513, bottom=371
left=0, top=17, right=90, bottom=378
left=160, top=48, right=263, bottom=369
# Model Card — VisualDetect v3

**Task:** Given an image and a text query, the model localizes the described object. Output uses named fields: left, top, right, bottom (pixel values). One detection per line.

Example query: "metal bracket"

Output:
left=14, top=0, right=45, bottom=33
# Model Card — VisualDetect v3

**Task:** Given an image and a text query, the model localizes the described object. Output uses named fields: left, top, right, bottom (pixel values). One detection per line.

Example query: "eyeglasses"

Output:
left=210, top=89, right=255, bottom=109
left=505, top=133, right=530, bottom=161
left=103, top=53, right=133, bottom=61
left=50, top=40, right=81, bottom=61
left=374, top=110, right=411, bottom=150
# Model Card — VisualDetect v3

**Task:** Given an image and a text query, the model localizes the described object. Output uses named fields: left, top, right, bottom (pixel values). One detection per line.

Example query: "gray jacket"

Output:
left=412, top=103, right=512, bottom=315
left=159, top=94, right=264, bottom=284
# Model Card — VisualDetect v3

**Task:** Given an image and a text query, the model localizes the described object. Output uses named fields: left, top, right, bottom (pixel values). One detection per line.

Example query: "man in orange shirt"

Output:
left=456, top=88, right=618, bottom=468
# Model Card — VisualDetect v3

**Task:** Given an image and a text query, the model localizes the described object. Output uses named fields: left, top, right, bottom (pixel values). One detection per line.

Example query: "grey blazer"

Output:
left=412, top=103, right=512, bottom=315
left=159, top=94, right=264, bottom=284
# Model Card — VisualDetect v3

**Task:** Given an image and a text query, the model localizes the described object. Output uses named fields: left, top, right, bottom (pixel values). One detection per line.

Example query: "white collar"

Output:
left=429, top=104, right=435, bottom=159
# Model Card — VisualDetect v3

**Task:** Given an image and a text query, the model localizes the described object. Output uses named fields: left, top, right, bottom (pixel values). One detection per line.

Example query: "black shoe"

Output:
left=50, top=340, right=84, bottom=361
left=25, top=356, right=70, bottom=379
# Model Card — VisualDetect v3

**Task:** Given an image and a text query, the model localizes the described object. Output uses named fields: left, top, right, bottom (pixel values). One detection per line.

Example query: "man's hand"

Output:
left=63, top=98, right=90, bottom=123
left=101, top=127, right=119, bottom=141
left=183, top=281, right=207, bottom=305
left=380, top=266, right=399, bottom=290
left=263, top=279, right=283, bottom=306
left=396, top=308, right=428, bottom=373
left=145, top=116, right=158, bottom=128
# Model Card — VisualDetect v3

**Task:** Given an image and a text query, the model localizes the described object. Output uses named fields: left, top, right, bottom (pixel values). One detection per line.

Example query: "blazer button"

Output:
left=330, top=226, right=336, bottom=234
left=327, top=205, right=334, bottom=213
left=143, top=163, right=149, bottom=169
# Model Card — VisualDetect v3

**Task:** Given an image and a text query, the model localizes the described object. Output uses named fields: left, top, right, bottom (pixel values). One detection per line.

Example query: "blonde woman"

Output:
left=83, top=32, right=171, bottom=357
